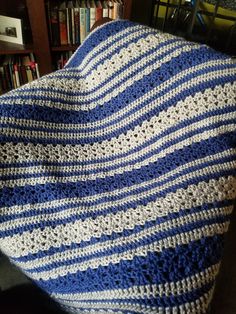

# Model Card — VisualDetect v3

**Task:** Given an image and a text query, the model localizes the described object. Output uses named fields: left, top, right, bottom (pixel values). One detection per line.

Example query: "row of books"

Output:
left=0, top=54, right=40, bottom=95
left=46, top=0, right=124, bottom=46
left=54, top=51, right=74, bottom=70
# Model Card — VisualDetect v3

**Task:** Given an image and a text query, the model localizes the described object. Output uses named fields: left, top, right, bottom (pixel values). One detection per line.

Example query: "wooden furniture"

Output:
left=0, top=0, right=133, bottom=76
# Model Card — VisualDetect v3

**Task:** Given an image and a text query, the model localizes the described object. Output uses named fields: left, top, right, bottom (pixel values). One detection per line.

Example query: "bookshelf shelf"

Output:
left=51, top=45, right=79, bottom=52
left=0, top=41, right=34, bottom=55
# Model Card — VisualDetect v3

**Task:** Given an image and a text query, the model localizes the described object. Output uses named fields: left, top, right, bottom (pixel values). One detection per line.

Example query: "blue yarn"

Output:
left=0, top=20, right=235, bottom=313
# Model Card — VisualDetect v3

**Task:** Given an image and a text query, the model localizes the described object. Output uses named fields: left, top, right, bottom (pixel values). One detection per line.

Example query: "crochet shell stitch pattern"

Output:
left=0, top=19, right=236, bottom=314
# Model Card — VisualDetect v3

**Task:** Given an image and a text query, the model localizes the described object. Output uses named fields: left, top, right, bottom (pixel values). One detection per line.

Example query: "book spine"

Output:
left=0, top=67, right=4, bottom=95
left=108, top=1, right=114, bottom=19
left=66, top=8, right=71, bottom=45
left=30, top=62, right=38, bottom=80
left=113, top=1, right=118, bottom=19
left=117, top=0, right=124, bottom=19
left=4, top=64, right=12, bottom=90
left=50, top=8, right=60, bottom=46
left=103, top=7, right=109, bottom=18
left=80, top=8, right=86, bottom=43
left=45, top=1, right=53, bottom=45
left=74, top=8, right=80, bottom=44
left=35, top=63, right=40, bottom=79
left=0, top=67, right=7, bottom=93
left=90, top=7, right=96, bottom=29
left=20, top=65, right=28, bottom=85
left=58, top=9, right=68, bottom=45
left=26, top=66, right=33, bottom=82
left=86, top=7, right=90, bottom=35
left=96, top=6, right=103, bottom=21
left=71, top=8, right=75, bottom=44
left=14, top=64, right=20, bottom=88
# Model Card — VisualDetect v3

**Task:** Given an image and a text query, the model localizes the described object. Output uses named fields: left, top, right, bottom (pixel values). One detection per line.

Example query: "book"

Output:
left=14, top=64, right=20, bottom=88
left=74, top=0, right=80, bottom=44
left=85, top=1, right=90, bottom=37
left=102, top=1, right=109, bottom=18
left=108, top=1, right=114, bottom=19
left=89, top=0, right=96, bottom=30
left=45, top=1, right=53, bottom=45
left=113, top=0, right=118, bottom=19
left=0, top=53, right=39, bottom=94
left=68, top=0, right=75, bottom=45
left=58, top=2, right=68, bottom=45
left=2, top=56, right=13, bottom=90
left=19, top=65, right=28, bottom=85
left=50, top=4, right=60, bottom=46
left=116, top=0, right=124, bottom=19
left=95, top=1, right=103, bottom=21
left=80, top=0, right=87, bottom=43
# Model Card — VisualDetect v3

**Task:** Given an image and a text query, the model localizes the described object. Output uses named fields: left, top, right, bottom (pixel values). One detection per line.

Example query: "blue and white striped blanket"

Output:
left=0, top=20, right=236, bottom=314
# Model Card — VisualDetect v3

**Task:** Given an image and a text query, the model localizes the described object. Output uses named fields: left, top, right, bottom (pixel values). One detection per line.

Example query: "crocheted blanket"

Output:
left=0, top=20, right=236, bottom=314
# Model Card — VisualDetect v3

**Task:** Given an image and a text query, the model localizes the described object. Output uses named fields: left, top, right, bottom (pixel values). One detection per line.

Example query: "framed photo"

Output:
left=0, top=15, right=23, bottom=45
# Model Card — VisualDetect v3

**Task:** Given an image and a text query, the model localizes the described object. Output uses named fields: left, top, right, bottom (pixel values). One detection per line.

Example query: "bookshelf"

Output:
left=0, top=0, right=133, bottom=76
left=0, top=41, right=34, bottom=55
left=51, top=45, right=78, bottom=52
left=0, top=1, right=40, bottom=94
left=28, top=0, right=133, bottom=75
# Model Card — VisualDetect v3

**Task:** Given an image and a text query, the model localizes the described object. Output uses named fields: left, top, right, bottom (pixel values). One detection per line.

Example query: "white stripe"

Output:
left=1, top=149, right=233, bottom=232
left=62, top=309, right=124, bottom=314
left=1, top=174, right=234, bottom=259
left=74, top=22, right=154, bottom=73
left=1, top=107, right=235, bottom=175
left=26, top=221, right=229, bottom=280
left=3, top=43, right=198, bottom=111
left=52, top=263, right=220, bottom=301
left=0, top=79, right=234, bottom=155
left=26, top=32, right=175, bottom=98
left=1, top=152, right=235, bottom=222
left=53, top=287, right=213, bottom=314
left=1, top=82, right=233, bottom=133
left=0, top=66, right=234, bottom=160
left=2, top=59, right=234, bottom=120
left=1, top=117, right=236, bottom=188
left=14, top=205, right=232, bottom=273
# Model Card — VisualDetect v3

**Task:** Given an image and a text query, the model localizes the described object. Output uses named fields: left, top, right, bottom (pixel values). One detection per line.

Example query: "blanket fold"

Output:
left=0, top=19, right=236, bottom=314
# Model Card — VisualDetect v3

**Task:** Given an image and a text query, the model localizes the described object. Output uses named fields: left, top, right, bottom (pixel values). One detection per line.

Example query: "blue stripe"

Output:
left=0, top=151, right=234, bottom=237
left=0, top=106, right=235, bottom=182
left=24, top=214, right=229, bottom=274
left=0, top=144, right=236, bottom=215
left=0, top=134, right=236, bottom=211
left=0, top=41, right=198, bottom=114
left=0, top=97, right=235, bottom=150
left=15, top=37, right=179, bottom=100
left=58, top=281, right=214, bottom=308
left=11, top=199, right=232, bottom=263
left=35, top=236, right=224, bottom=293
left=65, top=20, right=137, bottom=69
left=0, top=46, right=231, bottom=130
left=1, top=73, right=235, bottom=145
left=0, top=128, right=235, bottom=171
left=66, top=307, right=130, bottom=314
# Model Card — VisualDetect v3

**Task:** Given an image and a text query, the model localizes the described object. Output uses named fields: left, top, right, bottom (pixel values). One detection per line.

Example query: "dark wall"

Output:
left=130, top=0, right=154, bottom=25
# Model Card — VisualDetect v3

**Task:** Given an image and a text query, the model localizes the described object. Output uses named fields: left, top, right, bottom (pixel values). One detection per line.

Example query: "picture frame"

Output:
left=0, top=15, right=23, bottom=45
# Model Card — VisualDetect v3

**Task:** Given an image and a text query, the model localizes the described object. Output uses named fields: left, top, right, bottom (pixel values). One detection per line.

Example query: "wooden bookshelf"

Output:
left=0, top=41, right=34, bottom=55
left=51, top=45, right=79, bottom=52
left=0, top=0, right=133, bottom=76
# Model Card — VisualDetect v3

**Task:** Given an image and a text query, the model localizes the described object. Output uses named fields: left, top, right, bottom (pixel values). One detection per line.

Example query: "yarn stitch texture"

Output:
left=0, top=20, right=236, bottom=314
